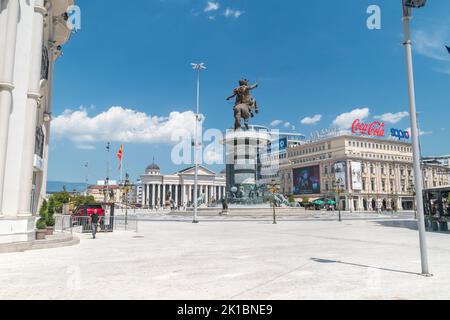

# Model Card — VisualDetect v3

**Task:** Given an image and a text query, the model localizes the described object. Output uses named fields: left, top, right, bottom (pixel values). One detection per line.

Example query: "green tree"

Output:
left=36, top=200, right=48, bottom=230
left=302, top=197, right=310, bottom=206
left=47, top=201, right=56, bottom=227
left=49, top=191, right=70, bottom=213
left=288, top=195, right=295, bottom=203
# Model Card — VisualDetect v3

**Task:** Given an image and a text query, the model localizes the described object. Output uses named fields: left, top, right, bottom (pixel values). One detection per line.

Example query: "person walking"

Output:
left=89, top=209, right=100, bottom=239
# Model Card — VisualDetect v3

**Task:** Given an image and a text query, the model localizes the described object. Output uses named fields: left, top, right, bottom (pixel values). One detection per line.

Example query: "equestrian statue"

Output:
left=226, top=79, right=260, bottom=130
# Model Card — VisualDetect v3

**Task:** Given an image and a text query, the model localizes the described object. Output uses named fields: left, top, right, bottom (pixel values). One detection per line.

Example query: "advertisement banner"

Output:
left=334, top=162, right=346, bottom=190
left=351, top=162, right=362, bottom=191
left=293, top=166, right=321, bottom=195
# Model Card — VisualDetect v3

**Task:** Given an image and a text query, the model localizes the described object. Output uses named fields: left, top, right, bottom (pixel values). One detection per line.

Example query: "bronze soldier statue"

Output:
left=226, top=79, right=260, bottom=130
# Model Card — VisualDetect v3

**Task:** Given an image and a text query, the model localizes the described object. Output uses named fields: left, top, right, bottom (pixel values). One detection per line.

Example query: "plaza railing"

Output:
left=55, top=215, right=138, bottom=233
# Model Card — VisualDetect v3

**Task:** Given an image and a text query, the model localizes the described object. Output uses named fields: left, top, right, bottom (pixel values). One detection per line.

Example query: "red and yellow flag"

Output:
left=117, top=145, right=123, bottom=171
left=117, top=145, right=123, bottom=161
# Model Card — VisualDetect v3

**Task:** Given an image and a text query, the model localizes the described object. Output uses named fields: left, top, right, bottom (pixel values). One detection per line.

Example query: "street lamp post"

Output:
left=402, top=0, right=430, bottom=276
left=335, top=179, right=344, bottom=222
left=191, top=63, right=206, bottom=224
left=268, top=180, right=281, bottom=224
left=122, top=173, right=131, bottom=228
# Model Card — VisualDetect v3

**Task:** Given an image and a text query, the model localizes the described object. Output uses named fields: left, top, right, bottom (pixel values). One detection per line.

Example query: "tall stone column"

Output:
left=17, top=0, right=46, bottom=216
left=151, top=184, right=156, bottom=208
left=182, top=184, right=186, bottom=205
left=0, top=0, right=19, bottom=216
left=162, top=184, right=166, bottom=207
left=175, top=184, right=178, bottom=207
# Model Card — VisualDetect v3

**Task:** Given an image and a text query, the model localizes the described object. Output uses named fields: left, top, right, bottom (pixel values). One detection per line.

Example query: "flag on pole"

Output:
left=117, top=145, right=123, bottom=170
left=446, top=45, right=450, bottom=55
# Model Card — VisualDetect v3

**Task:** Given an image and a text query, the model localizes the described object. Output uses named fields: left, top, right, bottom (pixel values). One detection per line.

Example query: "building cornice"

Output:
left=34, top=5, right=47, bottom=15
left=0, top=82, right=15, bottom=91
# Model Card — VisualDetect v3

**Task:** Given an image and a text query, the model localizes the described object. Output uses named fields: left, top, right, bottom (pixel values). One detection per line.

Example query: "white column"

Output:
left=205, top=185, right=209, bottom=204
left=151, top=184, right=155, bottom=208
left=188, top=185, right=192, bottom=203
left=162, top=184, right=166, bottom=206
left=0, top=0, right=19, bottom=216
left=175, top=184, right=179, bottom=206
left=17, top=0, right=46, bottom=216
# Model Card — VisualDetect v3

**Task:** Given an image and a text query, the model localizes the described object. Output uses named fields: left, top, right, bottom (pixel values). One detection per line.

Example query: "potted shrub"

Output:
left=36, top=219, right=47, bottom=240
left=36, top=200, right=48, bottom=240
left=46, top=202, right=56, bottom=236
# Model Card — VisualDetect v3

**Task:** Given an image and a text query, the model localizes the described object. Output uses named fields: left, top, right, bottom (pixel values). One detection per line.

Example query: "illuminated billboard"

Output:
left=293, top=166, right=321, bottom=195
left=351, top=162, right=362, bottom=191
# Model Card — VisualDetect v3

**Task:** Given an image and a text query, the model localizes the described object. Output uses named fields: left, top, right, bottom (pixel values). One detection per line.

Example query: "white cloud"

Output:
left=204, top=1, right=220, bottom=13
left=225, top=8, right=244, bottom=18
left=270, top=120, right=283, bottom=127
left=332, top=108, right=370, bottom=129
left=301, top=114, right=322, bottom=125
left=413, top=29, right=450, bottom=62
left=52, top=106, right=198, bottom=147
left=374, top=111, right=409, bottom=124
left=406, top=128, right=433, bottom=137
left=284, top=122, right=292, bottom=129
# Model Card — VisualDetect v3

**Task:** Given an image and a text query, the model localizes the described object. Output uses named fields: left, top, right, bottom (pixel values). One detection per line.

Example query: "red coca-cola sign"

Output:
left=351, top=119, right=385, bottom=137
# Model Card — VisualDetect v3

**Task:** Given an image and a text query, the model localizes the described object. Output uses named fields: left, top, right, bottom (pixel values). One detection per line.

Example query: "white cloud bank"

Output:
left=301, top=114, right=322, bottom=125
left=374, top=111, right=409, bottom=124
left=52, top=106, right=198, bottom=148
left=332, top=108, right=370, bottom=129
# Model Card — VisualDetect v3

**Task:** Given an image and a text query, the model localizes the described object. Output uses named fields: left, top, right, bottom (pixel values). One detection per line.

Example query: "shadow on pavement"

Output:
left=310, top=258, right=422, bottom=276
left=373, top=220, right=419, bottom=231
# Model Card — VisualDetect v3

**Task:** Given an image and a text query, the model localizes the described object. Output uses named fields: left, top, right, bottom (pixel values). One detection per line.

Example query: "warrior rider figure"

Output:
left=226, top=79, right=260, bottom=118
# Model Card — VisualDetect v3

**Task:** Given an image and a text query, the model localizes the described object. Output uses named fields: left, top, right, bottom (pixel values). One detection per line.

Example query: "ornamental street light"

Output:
left=402, top=0, right=430, bottom=276
left=267, top=180, right=281, bottom=224
left=121, top=173, right=131, bottom=228
left=335, top=178, right=345, bottom=222
left=191, top=63, right=206, bottom=224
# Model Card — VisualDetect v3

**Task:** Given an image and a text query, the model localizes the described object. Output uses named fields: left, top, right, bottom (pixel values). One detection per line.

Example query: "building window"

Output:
left=371, top=179, right=375, bottom=191
left=35, top=126, right=45, bottom=158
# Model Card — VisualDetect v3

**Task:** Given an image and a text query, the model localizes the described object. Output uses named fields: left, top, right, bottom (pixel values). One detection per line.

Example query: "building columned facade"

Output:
left=140, top=163, right=226, bottom=208
left=280, top=134, right=450, bottom=212
left=0, top=0, right=75, bottom=244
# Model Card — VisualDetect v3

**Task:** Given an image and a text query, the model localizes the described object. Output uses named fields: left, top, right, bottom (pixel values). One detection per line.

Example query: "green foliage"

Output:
left=71, top=195, right=96, bottom=207
left=37, top=200, right=48, bottom=230
left=48, top=191, right=70, bottom=213
left=288, top=195, right=295, bottom=203
left=47, top=203, right=56, bottom=227
left=302, top=197, right=310, bottom=205
left=39, top=200, right=48, bottom=221
left=36, top=218, right=47, bottom=230
left=47, top=191, right=96, bottom=214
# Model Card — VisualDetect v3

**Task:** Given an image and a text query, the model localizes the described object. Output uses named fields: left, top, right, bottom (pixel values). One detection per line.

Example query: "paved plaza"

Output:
left=1, top=215, right=450, bottom=300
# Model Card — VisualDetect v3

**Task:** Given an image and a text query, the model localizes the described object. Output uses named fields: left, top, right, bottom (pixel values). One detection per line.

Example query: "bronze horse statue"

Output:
left=226, top=79, right=260, bottom=130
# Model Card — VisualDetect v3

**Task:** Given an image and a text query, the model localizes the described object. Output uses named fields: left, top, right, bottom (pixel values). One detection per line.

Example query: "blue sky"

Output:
left=49, top=0, right=450, bottom=183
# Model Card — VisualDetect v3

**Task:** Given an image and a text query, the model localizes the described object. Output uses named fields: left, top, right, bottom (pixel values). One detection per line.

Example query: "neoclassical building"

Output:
left=140, top=163, right=226, bottom=208
left=280, top=134, right=450, bottom=212
left=0, top=0, right=76, bottom=243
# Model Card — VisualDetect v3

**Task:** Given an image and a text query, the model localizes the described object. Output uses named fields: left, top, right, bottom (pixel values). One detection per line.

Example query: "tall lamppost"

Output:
left=191, top=63, right=206, bottom=224
left=106, top=142, right=111, bottom=203
left=122, top=173, right=131, bottom=227
left=267, top=180, right=281, bottom=224
left=335, top=178, right=344, bottom=222
left=402, top=0, right=430, bottom=276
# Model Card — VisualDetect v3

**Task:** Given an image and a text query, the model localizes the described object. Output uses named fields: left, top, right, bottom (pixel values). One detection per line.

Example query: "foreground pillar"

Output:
left=17, top=0, right=46, bottom=216
left=0, top=0, right=19, bottom=216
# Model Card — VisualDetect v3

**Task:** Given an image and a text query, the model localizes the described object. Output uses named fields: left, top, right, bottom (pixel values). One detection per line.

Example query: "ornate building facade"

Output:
left=140, top=163, right=226, bottom=208
left=280, top=134, right=450, bottom=212
left=0, top=0, right=76, bottom=243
